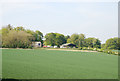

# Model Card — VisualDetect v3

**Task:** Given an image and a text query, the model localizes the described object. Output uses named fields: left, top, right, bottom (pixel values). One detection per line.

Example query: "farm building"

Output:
left=60, top=43, right=76, bottom=48
left=32, top=42, right=42, bottom=47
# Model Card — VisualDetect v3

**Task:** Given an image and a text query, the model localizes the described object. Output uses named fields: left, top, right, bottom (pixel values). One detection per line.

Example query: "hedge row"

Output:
left=77, top=47, right=119, bottom=55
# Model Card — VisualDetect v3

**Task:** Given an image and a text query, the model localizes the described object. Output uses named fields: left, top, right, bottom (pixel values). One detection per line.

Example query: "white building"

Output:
left=32, top=42, right=42, bottom=47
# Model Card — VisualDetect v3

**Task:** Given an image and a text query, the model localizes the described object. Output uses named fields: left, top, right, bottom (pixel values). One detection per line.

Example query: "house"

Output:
left=32, top=42, right=42, bottom=47
left=60, top=43, right=76, bottom=48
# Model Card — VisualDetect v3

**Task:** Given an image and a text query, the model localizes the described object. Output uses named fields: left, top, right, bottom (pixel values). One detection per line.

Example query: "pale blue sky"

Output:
left=0, top=0, right=118, bottom=43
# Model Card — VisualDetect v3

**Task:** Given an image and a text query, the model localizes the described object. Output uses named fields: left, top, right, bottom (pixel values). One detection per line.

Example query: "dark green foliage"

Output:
left=33, top=30, right=43, bottom=43
left=0, top=24, right=118, bottom=50
left=45, top=33, right=56, bottom=46
left=105, top=37, right=119, bottom=50
left=97, top=49, right=103, bottom=52
left=82, top=47, right=87, bottom=50
left=25, top=30, right=43, bottom=43
left=1, top=24, right=43, bottom=48
left=45, top=33, right=66, bottom=46
left=65, top=35, right=70, bottom=41
left=68, top=33, right=85, bottom=47
left=85, top=38, right=101, bottom=48
left=78, top=47, right=82, bottom=50
left=101, top=44, right=105, bottom=49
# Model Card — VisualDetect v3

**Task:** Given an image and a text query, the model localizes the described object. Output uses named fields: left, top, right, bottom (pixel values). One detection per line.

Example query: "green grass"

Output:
left=2, top=49, right=118, bottom=79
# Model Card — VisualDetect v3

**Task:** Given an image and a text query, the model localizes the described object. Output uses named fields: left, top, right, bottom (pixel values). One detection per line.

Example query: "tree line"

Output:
left=1, top=24, right=43, bottom=48
left=0, top=24, right=119, bottom=50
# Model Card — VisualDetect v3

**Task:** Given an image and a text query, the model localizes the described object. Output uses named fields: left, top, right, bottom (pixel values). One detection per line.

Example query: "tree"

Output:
left=55, top=33, right=66, bottom=47
left=105, top=37, right=118, bottom=50
left=2, top=30, right=33, bottom=48
left=93, top=38, right=101, bottom=48
left=65, top=35, right=70, bottom=43
left=85, top=38, right=101, bottom=48
left=85, top=38, right=94, bottom=48
left=14, top=26, right=25, bottom=31
left=1, top=24, right=13, bottom=35
left=45, top=33, right=66, bottom=46
left=1, top=25, right=43, bottom=48
left=67, top=38, right=71, bottom=43
left=67, top=33, right=85, bottom=47
left=26, top=30, right=43, bottom=43
left=78, top=34, right=85, bottom=47
left=70, top=33, right=79, bottom=47
left=101, top=44, right=105, bottom=49
left=1, top=28, right=9, bottom=35
left=45, top=33, right=56, bottom=46
left=6, top=24, right=13, bottom=30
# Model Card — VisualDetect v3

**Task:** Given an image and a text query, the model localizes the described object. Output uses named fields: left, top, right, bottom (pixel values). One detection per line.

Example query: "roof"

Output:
left=62, top=43, right=76, bottom=46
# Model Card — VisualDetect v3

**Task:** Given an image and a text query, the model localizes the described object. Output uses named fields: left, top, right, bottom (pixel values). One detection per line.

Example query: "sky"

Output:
left=0, top=0, right=119, bottom=43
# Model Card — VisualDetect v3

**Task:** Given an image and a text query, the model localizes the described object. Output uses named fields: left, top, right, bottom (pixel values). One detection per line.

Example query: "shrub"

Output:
left=103, top=50, right=112, bottom=54
left=28, top=46, right=33, bottom=49
left=93, top=48, right=97, bottom=51
left=107, top=50, right=112, bottom=54
left=97, top=49, right=103, bottom=52
left=89, top=48, right=94, bottom=50
left=2, top=30, right=33, bottom=48
left=78, top=47, right=82, bottom=50
left=82, top=47, right=87, bottom=50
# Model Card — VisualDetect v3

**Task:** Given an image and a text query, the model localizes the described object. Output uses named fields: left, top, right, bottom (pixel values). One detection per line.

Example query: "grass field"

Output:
left=2, top=49, right=118, bottom=79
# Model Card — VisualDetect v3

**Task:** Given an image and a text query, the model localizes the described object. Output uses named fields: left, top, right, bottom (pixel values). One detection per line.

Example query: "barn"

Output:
left=60, top=43, right=76, bottom=48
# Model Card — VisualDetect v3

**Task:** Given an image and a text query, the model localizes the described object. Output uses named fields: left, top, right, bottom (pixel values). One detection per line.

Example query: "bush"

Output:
left=103, top=50, right=112, bottom=54
left=112, top=51, right=119, bottom=55
left=28, top=46, right=33, bottom=49
left=82, top=47, right=87, bottom=50
left=93, top=48, right=97, bottom=51
left=89, top=48, right=93, bottom=50
left=2, top=30, right=33, bottom=48
left=78, top=47, right=82, bottom=50
left=107, top=50, right=112, bottom=54
left=97, top=49, right=103, bottom=52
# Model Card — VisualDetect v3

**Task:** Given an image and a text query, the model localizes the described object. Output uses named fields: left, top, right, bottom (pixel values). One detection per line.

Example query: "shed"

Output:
left=60, top=43, right=76, bottom=48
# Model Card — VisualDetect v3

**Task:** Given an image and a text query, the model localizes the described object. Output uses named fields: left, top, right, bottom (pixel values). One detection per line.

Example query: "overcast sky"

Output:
left=0, top=0, right=119, bottom=43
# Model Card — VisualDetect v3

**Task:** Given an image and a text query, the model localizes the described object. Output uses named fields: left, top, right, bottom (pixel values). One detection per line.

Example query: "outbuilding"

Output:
left=32, top=42, right=42, bottom=47
left=60, top=43, right=76, bottom=48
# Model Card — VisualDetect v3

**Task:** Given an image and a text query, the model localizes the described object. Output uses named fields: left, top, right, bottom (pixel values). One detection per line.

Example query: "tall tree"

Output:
left=2, top=30, right=33, bottom=48
left=26, top=30, right=43, bottom=43
left=85, top=38, right=101, bottom=48
left=78, top=34, right=85, bottom=47
left=70, top=33, right=79, bottom=47
left=34, top=30, right=43, bottom=42
left=14, top=26, right=25, bottom=31
left=65, top=35, right=70, bottom=43
left=55, top=33, right=66, bottom=47
left=105, top=37, right=118, bottom=49
left=93, top=38, right=101, bottom=48
left=45, top=33, right=56, bottom=46
left=85, top=38, right=94, bottom=48
left=45, top=33, right=66, bottom=46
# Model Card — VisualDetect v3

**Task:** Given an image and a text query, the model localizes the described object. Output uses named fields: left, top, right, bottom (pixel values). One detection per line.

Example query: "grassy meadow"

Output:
left=2, top=49, right=118, bottom=79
